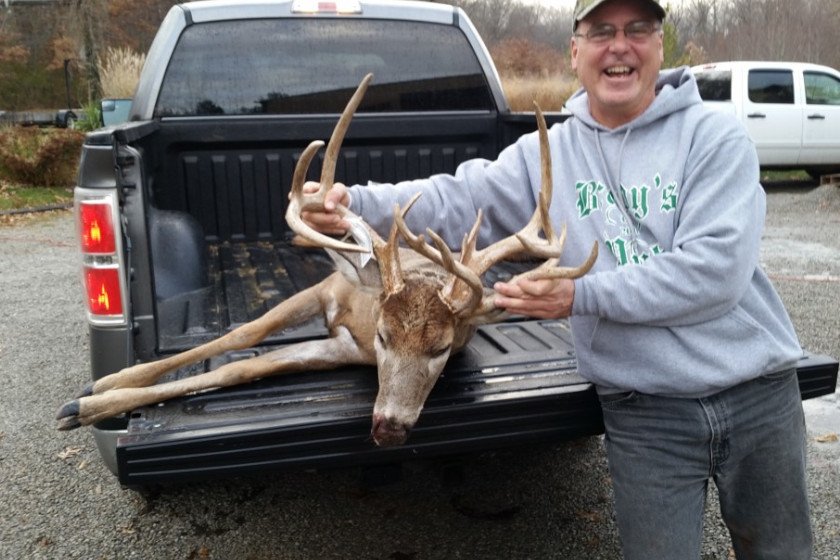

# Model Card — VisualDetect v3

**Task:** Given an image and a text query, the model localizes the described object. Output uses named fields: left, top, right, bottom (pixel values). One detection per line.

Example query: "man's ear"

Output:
left=570, top=37, right=580, bottom=72
left=657, top=28, right=665, bottom=63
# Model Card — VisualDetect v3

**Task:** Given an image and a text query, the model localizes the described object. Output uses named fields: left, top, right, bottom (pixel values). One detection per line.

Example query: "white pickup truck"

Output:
left=691, top=61, right=840, bottom=178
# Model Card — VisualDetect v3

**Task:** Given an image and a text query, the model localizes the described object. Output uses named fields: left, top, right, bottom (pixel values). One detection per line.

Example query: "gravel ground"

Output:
left=0, top=182, right=838, bottom=560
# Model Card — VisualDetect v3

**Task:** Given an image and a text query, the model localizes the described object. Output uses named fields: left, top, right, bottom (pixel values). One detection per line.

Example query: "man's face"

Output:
left=571, top=0, right=664, bottom=128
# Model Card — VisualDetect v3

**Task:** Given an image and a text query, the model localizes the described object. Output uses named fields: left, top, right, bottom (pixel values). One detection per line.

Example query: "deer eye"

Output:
left=430, top=345, right=451, bottom=359
left=376, top=331, right=387, bottom=347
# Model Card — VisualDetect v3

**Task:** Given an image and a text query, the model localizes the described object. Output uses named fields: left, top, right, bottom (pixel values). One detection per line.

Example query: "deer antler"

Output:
left=396, top=104, right=598, bottom=317
left=372, top=204, right=407, bottom=295
left=463, top=105, right=565, bottom=276
left=286, top=73, right=375, bottom=254
left=285, top=73, right=413, bottom=296
left=394, top=196, right=485, bottom=315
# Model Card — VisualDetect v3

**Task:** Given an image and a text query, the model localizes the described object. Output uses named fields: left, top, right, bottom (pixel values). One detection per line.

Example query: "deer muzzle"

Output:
left=370, top=413, right=411, bottom=447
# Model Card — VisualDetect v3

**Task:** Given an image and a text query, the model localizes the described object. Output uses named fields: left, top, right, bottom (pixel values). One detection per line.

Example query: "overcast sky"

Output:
left=521, top=0, right=687, bottom=9
left=518, top=0, right=574, bottom=9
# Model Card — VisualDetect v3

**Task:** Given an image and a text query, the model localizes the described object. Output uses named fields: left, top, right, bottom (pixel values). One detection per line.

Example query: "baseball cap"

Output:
left=573, top=0, right=666, bottom=28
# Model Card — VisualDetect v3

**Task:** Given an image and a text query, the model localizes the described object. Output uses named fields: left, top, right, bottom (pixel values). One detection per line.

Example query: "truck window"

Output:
left=155, top=18, right=494, bottom=117
left=748, top=70, right=794, bottom=104
left=804, top=72, right=840, bottom=105
left=694, top=70, right=731, bottom=101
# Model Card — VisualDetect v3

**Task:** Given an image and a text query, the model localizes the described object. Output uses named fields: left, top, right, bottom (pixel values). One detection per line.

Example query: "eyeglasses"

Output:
left=574, top=21, right=662, bottom=44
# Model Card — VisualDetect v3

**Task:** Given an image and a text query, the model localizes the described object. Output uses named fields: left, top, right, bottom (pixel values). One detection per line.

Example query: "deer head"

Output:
left=287, top=74, right=597, bottom=446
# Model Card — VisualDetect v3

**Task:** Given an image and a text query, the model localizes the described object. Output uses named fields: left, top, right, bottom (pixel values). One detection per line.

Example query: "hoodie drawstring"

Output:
left=595, top=128, right=642, bottom=244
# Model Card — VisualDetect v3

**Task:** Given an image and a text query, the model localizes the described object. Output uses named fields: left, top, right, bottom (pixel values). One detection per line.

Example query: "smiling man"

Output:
left=571, top=0, right=665, bottom=128
left=304, top=1, right=812, bottom=558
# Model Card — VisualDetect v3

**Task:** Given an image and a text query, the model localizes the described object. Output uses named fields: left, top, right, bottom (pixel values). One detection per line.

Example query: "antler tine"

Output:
left=286, top=140, right=365, bottom=253
left=465, top=103, right=561, bottom=277
left=372, top=203, right=406, bottom=295
left=394, top=195, right=485, bottom=316
left=535, top=104, right=555, bottom=242
left=424, top=229, right=484, bottom=316
left=437, top=211, right=486, bottom=315
left=471, top=236, right=598, bottom=319
left=459, top=208, right=483, bottom=264
left=393, top=193, right=440, bottom=263
left=284, top=74, right=375, bottom=254
left=321, top=73, right=373, bottom=190
left=515, top=240, right=599, bottom=282
left=290, top=140, right=324, bottom=200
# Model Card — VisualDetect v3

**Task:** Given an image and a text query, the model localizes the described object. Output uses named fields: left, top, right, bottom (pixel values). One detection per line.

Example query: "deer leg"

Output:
left=57, top=326, right=369, bottom=430
left=80, top=280, right=334, bottom=398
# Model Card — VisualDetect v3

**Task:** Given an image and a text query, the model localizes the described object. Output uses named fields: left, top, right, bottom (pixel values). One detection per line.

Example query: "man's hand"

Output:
left=493, top=277, right=575, bottom=319
left=300, top=181, right=351, bottom=236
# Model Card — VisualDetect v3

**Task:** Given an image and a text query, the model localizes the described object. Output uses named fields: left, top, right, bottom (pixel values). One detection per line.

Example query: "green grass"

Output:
left=760, top=170, right=811, bottom=182
left=0, top=181, right=73, bottom=212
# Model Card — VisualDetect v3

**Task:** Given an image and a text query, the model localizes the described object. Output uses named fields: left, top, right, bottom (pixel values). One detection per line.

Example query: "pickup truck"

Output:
left=73, top=1, right=839, bottom=488
left=691, top=61, right=840, bottom=178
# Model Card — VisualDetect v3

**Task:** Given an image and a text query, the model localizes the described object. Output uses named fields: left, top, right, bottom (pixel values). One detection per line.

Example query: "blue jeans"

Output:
left=599, top=369, right=812, bottom=560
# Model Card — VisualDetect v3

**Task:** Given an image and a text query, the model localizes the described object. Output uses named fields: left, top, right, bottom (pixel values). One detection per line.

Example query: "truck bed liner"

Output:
left=118, top=319, right=602, bottom=487
left=156, top=239, right=545, bottom=351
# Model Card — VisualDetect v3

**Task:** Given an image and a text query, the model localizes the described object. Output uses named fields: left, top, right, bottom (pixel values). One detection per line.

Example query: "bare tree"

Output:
left=68, top=0, right=106, bottom=100
left=433, top=0, right=571, bottom=47
left=456, top=0, right=518, bottom=43
left=668, top=0, right=840, bottom=69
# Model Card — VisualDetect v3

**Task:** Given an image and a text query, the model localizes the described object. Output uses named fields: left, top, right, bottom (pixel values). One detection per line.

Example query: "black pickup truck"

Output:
left=72, top=0, right=838, bottom=488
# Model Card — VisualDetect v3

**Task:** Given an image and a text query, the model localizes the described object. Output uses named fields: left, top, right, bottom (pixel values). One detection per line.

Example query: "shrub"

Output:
left=98, top=46, right=146, bottom=98
left=491, top=38, right=568, bottom=78
left=501, top=75, right=580, bottom=112
left=75, top=101, right=103, bottom=132
left=0, top=126, right=84, bottom=187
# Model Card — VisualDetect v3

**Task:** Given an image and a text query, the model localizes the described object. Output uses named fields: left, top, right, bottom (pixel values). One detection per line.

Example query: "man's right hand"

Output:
left=300, top=181, right=351, bottom=236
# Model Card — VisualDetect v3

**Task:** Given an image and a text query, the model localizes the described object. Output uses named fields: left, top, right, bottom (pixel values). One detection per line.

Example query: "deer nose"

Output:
left=371, top=413, right=410, bottom=447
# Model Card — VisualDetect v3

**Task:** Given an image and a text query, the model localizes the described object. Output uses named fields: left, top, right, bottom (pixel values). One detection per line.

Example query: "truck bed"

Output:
left=156, top=238, right=555, bottom=351
left=118, top=319, right=602, bottom=487
left=121, top=238, right=604, bottom=486
left=116, top=239, right=838, bottom=487
left=157, top=241, right=336, bottom=352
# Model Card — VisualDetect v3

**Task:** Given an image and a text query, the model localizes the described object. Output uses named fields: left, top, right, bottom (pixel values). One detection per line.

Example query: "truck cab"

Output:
left=691, top=61, right=840, bottom=176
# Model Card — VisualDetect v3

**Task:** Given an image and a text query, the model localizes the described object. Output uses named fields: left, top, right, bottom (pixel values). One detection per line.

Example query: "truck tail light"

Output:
left=83, top=266, right=124, bottom=316
left=75, top=192, right=127, bottom=325
left=79, top=200, right=116, bottom=253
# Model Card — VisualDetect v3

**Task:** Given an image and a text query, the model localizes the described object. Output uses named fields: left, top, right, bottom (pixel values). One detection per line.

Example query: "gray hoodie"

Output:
left=348, top=66, right=802, bottom=398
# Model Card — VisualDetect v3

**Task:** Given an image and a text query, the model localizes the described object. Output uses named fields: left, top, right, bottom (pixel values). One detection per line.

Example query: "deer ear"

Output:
left=326, top=248, right=384, bottom=292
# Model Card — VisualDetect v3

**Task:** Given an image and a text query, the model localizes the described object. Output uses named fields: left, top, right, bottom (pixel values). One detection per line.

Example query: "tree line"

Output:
left=443, top=0, right=840, bottom=71
left=0, top=0, right=838, bottom=110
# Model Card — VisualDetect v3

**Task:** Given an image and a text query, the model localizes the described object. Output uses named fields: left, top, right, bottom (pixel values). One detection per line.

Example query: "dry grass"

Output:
left=489, top=37, right=579, bottom=111
left=501, top=74, right=580, bottom=112
left=98, top=47, right=146, bottom=98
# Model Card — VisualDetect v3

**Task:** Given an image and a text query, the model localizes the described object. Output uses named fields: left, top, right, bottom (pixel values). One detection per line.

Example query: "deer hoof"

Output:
left=75, top=382, right=95, bottom=399
left=55, top=400, right=81, bottom=431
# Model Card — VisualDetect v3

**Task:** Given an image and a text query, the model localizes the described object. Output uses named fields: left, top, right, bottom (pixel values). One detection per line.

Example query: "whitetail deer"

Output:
left=57, top=74, right=598, bottom=446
